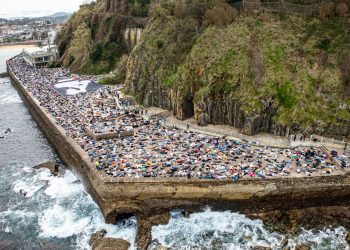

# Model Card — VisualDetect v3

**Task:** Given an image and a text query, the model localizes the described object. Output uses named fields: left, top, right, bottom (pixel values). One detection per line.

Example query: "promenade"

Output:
left=7, top=55, right=350, bottom=181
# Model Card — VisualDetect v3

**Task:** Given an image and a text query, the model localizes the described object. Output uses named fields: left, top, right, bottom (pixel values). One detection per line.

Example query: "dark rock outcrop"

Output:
left=90, top=229, right=130, bottom=250
left=0, top=241, right=18, bottom=250
left=0, top=72, right=8, bottom=78
left=252, top=247, right=272, bottom=250
left=136, top=218, right=152, bottom=250
left=94, top=238, right=130, bottom=250
left=33, top=162, right=58, bottom=175
left=346, top=232, right=350, bottom=245
left=295, top=245, right=310, bottom=250
left=249, top=205, right=350, bottom=234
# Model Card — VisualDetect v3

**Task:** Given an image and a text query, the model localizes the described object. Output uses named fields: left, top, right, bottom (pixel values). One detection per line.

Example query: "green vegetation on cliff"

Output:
left=125, top=0, right=350, bottom=138
left=58, top=0, right=350, bottom=138
left=56, top=0, right=151, bottom=74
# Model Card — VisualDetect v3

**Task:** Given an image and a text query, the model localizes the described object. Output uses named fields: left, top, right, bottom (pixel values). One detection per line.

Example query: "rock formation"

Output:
left=0, top=72, right=9, bottom=78
left=55, top=0, right=150, bottom=74
left=90, top=229, right=130, bottom=250
left=33, top=161, right=58, bottom=175
left=346, top=232, right=350, bottom=245
left=124, top=1, right=350, bottom=139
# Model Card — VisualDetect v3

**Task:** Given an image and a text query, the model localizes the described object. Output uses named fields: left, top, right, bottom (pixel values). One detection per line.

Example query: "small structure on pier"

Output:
left=22, top=45, right=58, bottom=68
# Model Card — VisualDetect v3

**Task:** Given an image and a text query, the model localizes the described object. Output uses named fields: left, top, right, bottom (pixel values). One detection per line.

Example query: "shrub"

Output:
left=47, top=61, right=62, bottom=68
left=276, top=81, right=297, bottom=109
left=152, top=4, right=170, bottom=20
left=315, top=38, right=332, bottom=52
left=115, top=54, right=129, bottom=82
left=204, top=0, right=238, bottom=27
left=319, top=1, right=335, bottom=19
left=336, top=2, right=349, bottom=17
left=341, top=52, right=350, bottom=85
left=155, top=39, right=164, bottom=49
left=90, top=43, right=103, bottom=63
left=174, top=1, right=188, bottom=18
left=98, top=75, right=118, bottom=85
left=68, top=54, right=75, bottom=64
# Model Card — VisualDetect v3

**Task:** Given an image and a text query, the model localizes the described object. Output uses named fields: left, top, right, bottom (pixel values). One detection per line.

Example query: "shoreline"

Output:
left=0, top=44, right=37, bottom=52
left=7, top=61, right=350, bottom=249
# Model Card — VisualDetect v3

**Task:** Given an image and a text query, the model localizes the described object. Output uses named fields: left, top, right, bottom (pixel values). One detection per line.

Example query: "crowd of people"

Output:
left=7, top=55, right=350, bottom=180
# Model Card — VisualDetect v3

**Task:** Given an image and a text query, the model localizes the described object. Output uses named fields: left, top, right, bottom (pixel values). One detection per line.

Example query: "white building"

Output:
left=22, top=45, right=59, bottom=68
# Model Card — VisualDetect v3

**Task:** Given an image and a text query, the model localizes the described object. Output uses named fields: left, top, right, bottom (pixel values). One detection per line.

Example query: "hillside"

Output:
left=57, top=0, right=350, bottom=139
left=55, top=0, right=150, bottom=74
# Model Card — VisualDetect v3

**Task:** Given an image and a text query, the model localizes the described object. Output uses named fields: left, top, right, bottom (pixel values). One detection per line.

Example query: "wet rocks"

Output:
left=90, top=229, right=107, bottom=247
left=0, top=240, right=18, bottom=250
left=0, top=72, right=8, bottom=78
left=149, top=212, right=170, bottom=225
left=251, top=246, right=272, bottom=250
left=93, top=238, right=130, bottom=250
left=90, top=229, right=130, bottom=250
left=295, top=244, right=310, bottom=250
left=136, top=218, right=152, bottom=250
left=346, top=232, right=350, bottom=245
left=33, top=162, right=58, bottom=175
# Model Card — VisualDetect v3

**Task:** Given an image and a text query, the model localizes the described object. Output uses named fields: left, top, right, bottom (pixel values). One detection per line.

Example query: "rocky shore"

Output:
left=7, top=64, right=350, bottom=249
left=0, top=72, right=8, bottom=78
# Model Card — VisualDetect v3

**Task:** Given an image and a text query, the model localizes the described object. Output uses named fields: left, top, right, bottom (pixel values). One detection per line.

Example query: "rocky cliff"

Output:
left=58, top=0, right=350, bottom=138
left=125, top=0, right=350, bottom=139
left=56, top=0, right=150, bottom=74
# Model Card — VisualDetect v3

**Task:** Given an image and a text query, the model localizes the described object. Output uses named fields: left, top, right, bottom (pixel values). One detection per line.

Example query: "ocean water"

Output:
left=0, top=48, right=349, bottom=250
left=0, top=49, right=137, bottom=250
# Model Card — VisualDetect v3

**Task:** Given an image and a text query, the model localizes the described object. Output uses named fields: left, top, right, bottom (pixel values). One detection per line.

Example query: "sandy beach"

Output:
left=0, top=44, right=37, bottom=51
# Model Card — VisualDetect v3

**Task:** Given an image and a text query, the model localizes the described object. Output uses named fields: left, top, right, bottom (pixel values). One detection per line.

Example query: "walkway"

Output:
left=142, top=107, right=348, bottom=152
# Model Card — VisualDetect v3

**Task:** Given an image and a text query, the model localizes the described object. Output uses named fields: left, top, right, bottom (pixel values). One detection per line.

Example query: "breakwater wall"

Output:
left=7, top=63, right=350, bottom=248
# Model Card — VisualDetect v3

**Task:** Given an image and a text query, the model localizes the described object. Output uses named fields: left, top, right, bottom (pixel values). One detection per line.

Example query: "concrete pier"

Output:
left=7, top=63, right=350, bottom=249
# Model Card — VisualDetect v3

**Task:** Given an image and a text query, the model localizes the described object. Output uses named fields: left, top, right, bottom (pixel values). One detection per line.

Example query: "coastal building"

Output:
left=22, top=45, right=58, bottom=67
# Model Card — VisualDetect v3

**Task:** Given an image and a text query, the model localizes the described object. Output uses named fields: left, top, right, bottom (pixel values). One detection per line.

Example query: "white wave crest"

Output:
left=151, top=208, right=350, bottom=250
left=43, top=171, right=84, bottom=199
left=151, top=208, right=284, bottom=250
left=39, top=204, right=91, bottom=238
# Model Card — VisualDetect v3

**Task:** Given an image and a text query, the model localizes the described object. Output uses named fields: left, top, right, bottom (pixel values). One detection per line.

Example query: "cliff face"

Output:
left=58, top=0, right=350, bottom=138
left=125, top=1, right=350, bottom=139
left=56, top=0, right=150, bottom=74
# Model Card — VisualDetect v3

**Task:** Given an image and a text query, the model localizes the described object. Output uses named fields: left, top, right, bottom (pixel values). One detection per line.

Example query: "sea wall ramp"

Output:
left=7, top=63, right=350, bottom=249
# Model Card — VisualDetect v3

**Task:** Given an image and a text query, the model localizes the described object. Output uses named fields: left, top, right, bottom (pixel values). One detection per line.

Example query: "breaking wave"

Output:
left=150, top=209, right=349, bottom=250
left=1, top=167, right=137, bottom=250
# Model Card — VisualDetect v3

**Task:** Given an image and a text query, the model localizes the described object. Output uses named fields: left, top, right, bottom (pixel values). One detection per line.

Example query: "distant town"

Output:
left=0, top=12, right=71, bottom=45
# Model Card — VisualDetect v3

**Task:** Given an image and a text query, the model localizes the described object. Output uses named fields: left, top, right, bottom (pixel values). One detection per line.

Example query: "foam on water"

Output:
left=151, top=209, right=284, bottom=249
left=150, top=208, right=350, bottom=250
left=43, top=171, right=84, bottom=199
left=12, top=168, right=50, bottom=197
left=296, top=227, right=349, bottom=250
left=4, top=166, right=138, bottom=249
left=39, top=204, right=92, bottom=238
left=39, top=169, right=137, bottom=248
left=0, top=78, right=22, bottom=105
